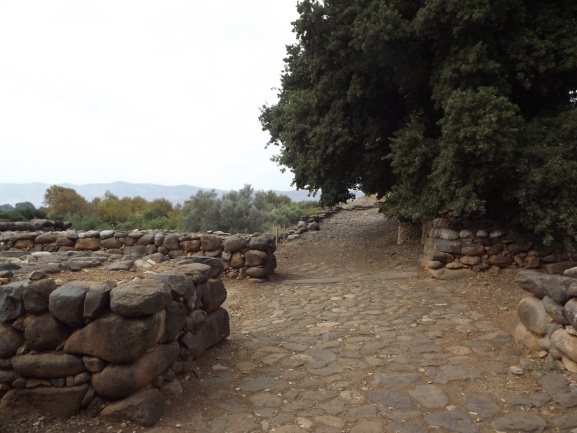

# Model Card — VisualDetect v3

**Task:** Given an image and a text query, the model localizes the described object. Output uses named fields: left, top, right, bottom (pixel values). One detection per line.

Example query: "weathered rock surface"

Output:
left=91, top=342, right=179, bottom=398
left=64, top=312, right=164, bottom=363
left=110, top=279, right=171, bottom=317
left=99, top=388, right=166, bottom=426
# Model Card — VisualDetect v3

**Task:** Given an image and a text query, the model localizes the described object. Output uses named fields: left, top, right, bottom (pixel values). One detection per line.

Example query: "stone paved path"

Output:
left=154, top=210, right=576, bottom=433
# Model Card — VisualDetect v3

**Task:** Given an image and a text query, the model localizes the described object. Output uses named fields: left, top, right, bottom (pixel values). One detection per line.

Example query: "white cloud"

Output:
left=0, top=0, right=299, bottom=191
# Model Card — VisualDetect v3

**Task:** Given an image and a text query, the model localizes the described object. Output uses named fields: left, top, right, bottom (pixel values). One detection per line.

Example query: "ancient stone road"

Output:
left=152, top=210, right=576, bottom=433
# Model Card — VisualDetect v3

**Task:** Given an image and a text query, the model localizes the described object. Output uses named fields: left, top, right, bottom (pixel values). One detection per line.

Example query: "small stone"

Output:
left=509, top=366, right=524, bottom=375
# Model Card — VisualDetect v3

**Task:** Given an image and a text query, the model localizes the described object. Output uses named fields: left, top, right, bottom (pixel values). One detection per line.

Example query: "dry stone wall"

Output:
left=422, top=218, right=577, bottom=279
left=513, top=268, right=577, bottom=373
left=0, top=263, right=230, bottom=425
left=0, top=228, right=277, bottom=281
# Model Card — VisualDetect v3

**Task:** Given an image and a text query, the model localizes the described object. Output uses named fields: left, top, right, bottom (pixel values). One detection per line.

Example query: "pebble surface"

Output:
left=154, top=209, right=577, bottom=433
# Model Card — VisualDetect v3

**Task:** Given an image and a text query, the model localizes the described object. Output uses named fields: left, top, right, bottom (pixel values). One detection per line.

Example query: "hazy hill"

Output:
left=0, top=182, right=317, bottom=208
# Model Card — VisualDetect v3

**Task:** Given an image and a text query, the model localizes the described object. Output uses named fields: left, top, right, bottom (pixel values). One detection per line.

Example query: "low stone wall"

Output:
left=422, top=218, right=577, bottom=279
left=0, top=262, right=230, bottom=425
left=0, top=229, right=277, bottom=281
left=513, top=269, right=577, bottom=373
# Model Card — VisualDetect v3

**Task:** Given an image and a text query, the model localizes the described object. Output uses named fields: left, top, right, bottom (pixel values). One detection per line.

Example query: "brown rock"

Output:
left=246, top=266, right=269, bottom=279
left=12, top=352, right=85, bottom=378
left=248, top=236, right=275, bottom=253
left=486, top=243, right=504, bottom=256
left=460, top=256, right=482, bottom=266
left=13, top=240, right=33, bottom=249
left=517, top=296, right=551, bottom=336
left=223, top=236, right=247, bottom=253
left=100, top=388, right=166, bottom=426
left=230, top=252, right=245, bottom=269
left=489, top=256, right=512, bottom=267
left=75, top=238, right=101, bottom=251
left=0, top=384, right=88, bottom=417
left=34, top=234, right=58, bottom=244
left=91, top=342, right=179, bottom=399
left=181, top=239, right=201, bottom=253
left=100, top=238, right=123, bottom=249
left=201, top=279, right=227, bottom=314
left=244, top=250, right=269, bottom=267
left=56, top=237, right=75, bottom=247
left=460, top=243, right=484, bottom=256
left=0, top=323, right=24, bottom=358
left=552, top=329, right=577, bottom=364
left=83, top=356, right=106, bottom=373
left=24, top=314, right=71, bottom=351
left=544, top=261, right=577, bottom=275
left=513, top=322, right=541, bottom=352
left=64, top=312, right=164, bottom=363
left=200, top=235, right=222, bottom=252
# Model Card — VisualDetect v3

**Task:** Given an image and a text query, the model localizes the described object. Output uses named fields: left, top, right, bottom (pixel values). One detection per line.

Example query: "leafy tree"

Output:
left=180, top=189, right=222, bottom=232
left=15, top=202, right=36, bottom=210
left=261, top=0, right=577, bottom=241
left=43, top=185, right=88, bottom=217
left=180, top=185, right=318, bottom=233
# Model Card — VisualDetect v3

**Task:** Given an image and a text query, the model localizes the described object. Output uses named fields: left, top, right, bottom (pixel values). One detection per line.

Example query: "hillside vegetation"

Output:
left=0, top=184, right=319, bottom=233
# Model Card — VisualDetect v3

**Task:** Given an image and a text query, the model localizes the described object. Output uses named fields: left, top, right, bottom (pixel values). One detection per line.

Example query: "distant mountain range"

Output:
left=0, top=181, right=317, bottom=208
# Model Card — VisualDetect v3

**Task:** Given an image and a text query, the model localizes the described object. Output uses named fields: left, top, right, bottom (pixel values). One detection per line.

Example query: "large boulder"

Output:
left=517, top=296, right=551, bottom=336
left=148, top=272, right=195, bottom=302
left=64, top=312, right=164, bottom=364
left=515, top=270, right=577, bottom=303
left=0, top=281, right=27, bottom=323
left=99, top=388, right=166, bottom=426
left=11, top=352, right=85, bottom=378
left=49, top=281, right=98, bottom=327
left=248, top=236, right=275, bottom=253
left=244, top=250, right=268, bottom=267
left=0, top=385, right=88, bottom=417
left=110, top=279, right=171, bottom=317
left=223, top=236, right=247, bottom=253
left=0, top=323, right=24, bottom=358
left=200, top=235, right=222, bottom=252
left=180, top=308, right=230, bottom=359
left=551, top=329, right=577, bottom=364
left=200, top=279, right=227, bottom=314
left=22, top=279, right=58, bottom=314
left=23, top=314, right=71, bottom=351
left=84, top=281, right=115, bottom=320
left=91, top=342, right=179, bottom=399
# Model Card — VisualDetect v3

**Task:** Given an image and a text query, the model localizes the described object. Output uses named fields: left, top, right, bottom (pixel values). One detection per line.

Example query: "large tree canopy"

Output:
left=260, top=0, right=577, bottom=241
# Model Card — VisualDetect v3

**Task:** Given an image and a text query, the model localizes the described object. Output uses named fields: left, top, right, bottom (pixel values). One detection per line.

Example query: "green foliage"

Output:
left=180, top=185, right=319, bottom=233
left=180, top=189, right=222, bottom=232
left=0, top=206, right=46, bottom=222
left=261, top=0, right=577, bottom=242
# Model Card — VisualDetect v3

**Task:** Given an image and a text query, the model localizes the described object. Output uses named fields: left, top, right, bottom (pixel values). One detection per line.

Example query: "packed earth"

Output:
left=3, top=201, right=577, bottom=433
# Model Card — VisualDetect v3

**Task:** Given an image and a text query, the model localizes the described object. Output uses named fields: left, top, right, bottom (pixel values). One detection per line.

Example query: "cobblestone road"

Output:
left=154, top=210, right=575, bottom=433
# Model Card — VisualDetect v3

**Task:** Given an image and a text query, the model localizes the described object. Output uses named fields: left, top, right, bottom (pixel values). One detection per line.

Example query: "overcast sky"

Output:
left=0, top=1, right=301, bottom=192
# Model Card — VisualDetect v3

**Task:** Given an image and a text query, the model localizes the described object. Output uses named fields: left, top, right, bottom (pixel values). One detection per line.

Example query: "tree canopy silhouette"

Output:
left=260, top=0, right=577, bottom=241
